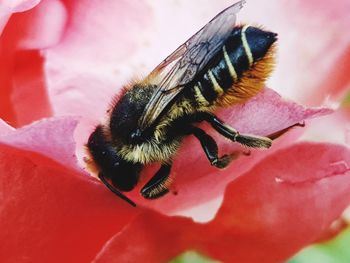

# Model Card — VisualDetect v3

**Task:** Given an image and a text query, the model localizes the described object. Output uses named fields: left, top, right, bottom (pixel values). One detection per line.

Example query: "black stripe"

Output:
left=225, top=27, right=250, bottom=77
left=198, top=78, right=217, bottom=103
left=190, top=26, right=274, bottom=101
left=210, top=58, right=233, bottom=91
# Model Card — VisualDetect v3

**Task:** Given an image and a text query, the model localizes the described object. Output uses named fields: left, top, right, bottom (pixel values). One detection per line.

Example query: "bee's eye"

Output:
left=130, top=129, right=143, bottom=143
left=113, top=162, right=120, bottom=167
left=130, top=129, right=141, bottom=139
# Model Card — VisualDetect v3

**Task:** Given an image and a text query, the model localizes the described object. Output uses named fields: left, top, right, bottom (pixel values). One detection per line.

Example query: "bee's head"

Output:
left=87, top=126, right=142, bottom=192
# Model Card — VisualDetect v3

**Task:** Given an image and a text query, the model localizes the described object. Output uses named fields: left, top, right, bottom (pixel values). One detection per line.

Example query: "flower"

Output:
left=0, top=0, right=349, bottom=262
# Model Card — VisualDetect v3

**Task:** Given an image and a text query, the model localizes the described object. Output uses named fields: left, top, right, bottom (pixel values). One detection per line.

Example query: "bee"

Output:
left=87, top=0, right=277, bottom=206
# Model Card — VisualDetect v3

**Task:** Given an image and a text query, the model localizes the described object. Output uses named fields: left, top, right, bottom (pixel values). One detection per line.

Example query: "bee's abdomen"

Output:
left=192, top=25, right=277, bottom=108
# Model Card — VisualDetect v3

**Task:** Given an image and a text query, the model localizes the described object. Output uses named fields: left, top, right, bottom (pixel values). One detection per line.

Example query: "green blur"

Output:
left=288, top=227, right=350, bottom=263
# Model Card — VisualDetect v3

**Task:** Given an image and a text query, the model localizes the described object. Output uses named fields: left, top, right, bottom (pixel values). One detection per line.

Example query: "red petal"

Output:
left=0, top=0, right=66, bottom=126
left=0, top=116, right=141, bottom=262
left=0, top=49, right=52, bottom=127
left=93, top=143, right=350, bottom=263
left=0, top=0, right=41, bottom=34
left=0, top=149, right=140, bottom=262
left=94, top=211, right=195, bottom=263
left=0, top=48, right=17, bottom=125
left=2, top=0, right=66, bottom=49
left=205, top=143, right=350, bottom=262
left=11, top=50, right=53, bottom=126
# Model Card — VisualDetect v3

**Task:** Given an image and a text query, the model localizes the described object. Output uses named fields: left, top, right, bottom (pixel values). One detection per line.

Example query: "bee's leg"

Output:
left=191, top=112, right=272, bottom=148
left=140, top=163, right=172, bottom=199
left=186, top=125, right=237, bottom=169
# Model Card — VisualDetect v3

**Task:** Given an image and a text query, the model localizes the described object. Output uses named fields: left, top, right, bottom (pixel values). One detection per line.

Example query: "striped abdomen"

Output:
left=191, top=25, right=277, bottom=108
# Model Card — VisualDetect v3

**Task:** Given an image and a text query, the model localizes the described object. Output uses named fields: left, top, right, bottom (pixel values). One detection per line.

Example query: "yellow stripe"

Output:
left=208, top=70, right=224, bottom=95
left=241, top=25, right=253, bottom=66
left=223, top=45, right=238, bottom=81
left=194, top=84, right=209, bottom=106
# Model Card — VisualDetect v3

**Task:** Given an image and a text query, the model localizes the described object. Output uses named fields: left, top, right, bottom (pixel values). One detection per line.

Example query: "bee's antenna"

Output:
left=98, top=174, right=136, bottom=207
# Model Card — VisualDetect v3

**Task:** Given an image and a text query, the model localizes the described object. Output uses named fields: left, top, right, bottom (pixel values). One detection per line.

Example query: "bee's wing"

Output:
left=138, top=0, right=245, bottom=131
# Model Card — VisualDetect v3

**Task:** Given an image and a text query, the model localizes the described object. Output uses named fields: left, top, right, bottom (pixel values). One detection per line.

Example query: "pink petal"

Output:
left=0, top=13, right=10, bottom=36
left=44, top=0, right=152, bottom=121
left=311, top=46, right=350, bottom=105
left=145, top=0, right=350, bottom=103
left=293, top=0, right=350, bottom=102
left=0, top=116, right=80, bottom=171
left=93, top=143, right=350, bottom=263
left=1, top=0, right=41, bottom=13
left=0, top=118, right=15, bottom=134
left=42, top=0, right=153, bottom=154
left=133, top=88, right=331, bottom=216
left=243, top=0, right=350, bottom=103
left=37, top=0, right=345, bottom=160
left=301, top=107, right=350, bottom=146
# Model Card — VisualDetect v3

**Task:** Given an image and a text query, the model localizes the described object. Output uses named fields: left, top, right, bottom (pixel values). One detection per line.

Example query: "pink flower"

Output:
left=0, top=0, right=349, bottom=262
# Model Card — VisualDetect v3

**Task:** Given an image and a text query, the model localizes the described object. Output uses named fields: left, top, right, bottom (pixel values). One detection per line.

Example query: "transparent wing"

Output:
left=139, top=0, right=245, bottom=131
